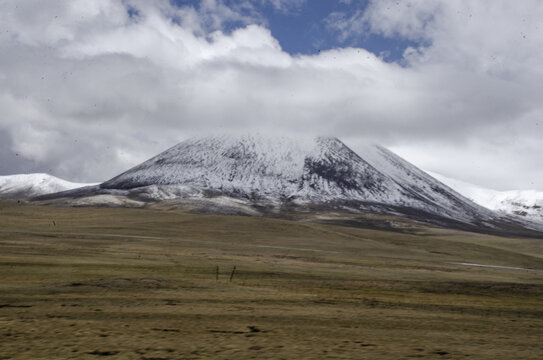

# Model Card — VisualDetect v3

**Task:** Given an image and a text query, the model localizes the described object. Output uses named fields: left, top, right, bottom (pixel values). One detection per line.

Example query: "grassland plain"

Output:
left=0, top=200, right=542, bottom=359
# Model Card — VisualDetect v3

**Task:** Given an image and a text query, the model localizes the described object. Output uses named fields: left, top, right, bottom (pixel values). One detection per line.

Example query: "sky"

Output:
left=1, top=0, right=542, bottom=191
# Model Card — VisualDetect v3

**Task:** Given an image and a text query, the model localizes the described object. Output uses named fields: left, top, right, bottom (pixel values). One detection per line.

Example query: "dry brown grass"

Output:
left=1, top=200, right=542, bottom=359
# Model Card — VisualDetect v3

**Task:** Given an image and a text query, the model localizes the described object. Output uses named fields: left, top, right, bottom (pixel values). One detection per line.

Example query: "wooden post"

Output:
left=229, top=265, right=236, bottom=282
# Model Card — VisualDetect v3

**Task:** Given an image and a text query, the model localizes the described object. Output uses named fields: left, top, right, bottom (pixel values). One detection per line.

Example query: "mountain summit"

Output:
left=97, top=134, right=494, bottom=226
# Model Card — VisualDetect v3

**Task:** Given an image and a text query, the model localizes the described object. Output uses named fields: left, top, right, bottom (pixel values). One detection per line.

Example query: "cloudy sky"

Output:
left=1, top=0, right=542, bottom=191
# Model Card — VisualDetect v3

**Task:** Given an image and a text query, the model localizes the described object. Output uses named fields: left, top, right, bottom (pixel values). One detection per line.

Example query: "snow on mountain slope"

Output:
left=0, top=173, right=97, bottom=199
left=427, top=171, right=543, bottom=223
left=100, top=134, right=494, bottom=224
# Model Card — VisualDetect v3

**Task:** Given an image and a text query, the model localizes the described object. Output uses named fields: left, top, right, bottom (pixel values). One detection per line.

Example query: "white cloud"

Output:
left=0, top=0, right=542, bottom=191
left=330, top=0, right=543, bottom=190
left=325, top=10, right=366, bottom=43
left=361, top=0, right=442, bottom=42
left=262, top=0, right=306, bottom=13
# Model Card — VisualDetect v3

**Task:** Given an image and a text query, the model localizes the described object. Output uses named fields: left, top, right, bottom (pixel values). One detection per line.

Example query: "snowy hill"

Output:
left=427, top=171, right=543, bottom=223
left=0, top=173, right=96, bottom=199
left=92, top=134, right=496, bottom=226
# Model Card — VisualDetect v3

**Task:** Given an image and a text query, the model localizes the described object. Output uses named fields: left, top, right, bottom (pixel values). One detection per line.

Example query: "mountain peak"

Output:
left=101, top=134, right=383, bottom=199
left=98, top=134, right=493, bottom=226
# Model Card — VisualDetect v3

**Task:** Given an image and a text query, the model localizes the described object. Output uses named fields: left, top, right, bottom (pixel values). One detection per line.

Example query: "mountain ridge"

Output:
left=19, top=134, right=543, bottom=234
left=427, top=171, right=543, bottom=224
left=0, top=173, right=96, bottom=199
left=96, top=134, right=494, bottom=224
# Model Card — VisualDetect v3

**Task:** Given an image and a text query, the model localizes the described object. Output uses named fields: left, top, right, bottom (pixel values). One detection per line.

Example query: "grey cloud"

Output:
left=0, top=0, right=542, bottom=190
left=0, top=130, right=42, bottom=175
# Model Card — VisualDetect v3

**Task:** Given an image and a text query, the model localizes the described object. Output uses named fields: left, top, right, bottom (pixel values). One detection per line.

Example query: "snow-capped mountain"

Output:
left=0, top=173, right=96, bottom=199
left=91, top=134, right=495, bottom=226
left=427, top=171, right=543, bottom=223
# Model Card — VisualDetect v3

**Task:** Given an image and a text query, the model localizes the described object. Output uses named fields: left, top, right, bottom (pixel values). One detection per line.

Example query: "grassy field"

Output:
left=1, top=200, right=542, bottom=359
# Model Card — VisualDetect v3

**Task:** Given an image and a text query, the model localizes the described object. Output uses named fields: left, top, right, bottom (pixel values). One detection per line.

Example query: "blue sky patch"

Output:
left=170, top=0, right=419, bottom=62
